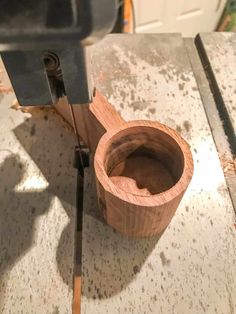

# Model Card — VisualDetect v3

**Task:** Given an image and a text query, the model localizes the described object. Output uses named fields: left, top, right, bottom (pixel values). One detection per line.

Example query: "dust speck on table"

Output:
left=30, top=124, right=36, bottom=136
left=183, top=120, right=192, bottom=132
left=159, top=252, right=171, bottom=266
left=133, top=265, right=140, bottom=274
left=176, top=125, right=182, bottom=133
left=148, top=107, right=156, bottom=114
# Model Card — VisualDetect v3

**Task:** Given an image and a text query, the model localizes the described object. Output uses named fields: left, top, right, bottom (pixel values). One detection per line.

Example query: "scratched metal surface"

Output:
left=81, top=34, right=236, bottom=314
left=0, top=59, right=76, bottom=313
left=197, top=32, right=236, bottom=142
left=185, top=38, right=236, bottom=215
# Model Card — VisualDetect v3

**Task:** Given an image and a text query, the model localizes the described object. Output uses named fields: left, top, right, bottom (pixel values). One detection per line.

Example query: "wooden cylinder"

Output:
left=55, top=91, right=194, bottom=237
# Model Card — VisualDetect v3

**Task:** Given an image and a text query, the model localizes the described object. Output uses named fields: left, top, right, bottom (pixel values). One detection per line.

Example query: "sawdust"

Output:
left=222, top=158, right=236, bottom=177
left=11, top=99, right=39, bottom=113
left=0, top=60, right=13, bottom=94
left=0, top=85, right=13, bottom=94
left=11, top=99, right=74, bottom=134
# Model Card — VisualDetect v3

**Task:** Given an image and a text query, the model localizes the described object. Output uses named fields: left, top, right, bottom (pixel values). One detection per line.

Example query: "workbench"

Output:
left=0, top=33, right=236, bottom=313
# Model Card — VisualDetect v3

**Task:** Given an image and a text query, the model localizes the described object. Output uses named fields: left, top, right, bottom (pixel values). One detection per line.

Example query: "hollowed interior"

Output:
left=104, top=126, right=184, bottom=196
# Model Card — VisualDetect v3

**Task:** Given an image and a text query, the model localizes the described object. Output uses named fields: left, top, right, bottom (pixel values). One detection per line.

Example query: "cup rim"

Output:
left=94, top=120, right=194, bottom=207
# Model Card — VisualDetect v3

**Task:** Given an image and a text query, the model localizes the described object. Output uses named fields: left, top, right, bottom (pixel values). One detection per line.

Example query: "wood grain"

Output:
left=55, top=91, right=125, bottom=153
left=94, top=120, right=193, bottom=237
left=55, top=91, right=193, bottom=237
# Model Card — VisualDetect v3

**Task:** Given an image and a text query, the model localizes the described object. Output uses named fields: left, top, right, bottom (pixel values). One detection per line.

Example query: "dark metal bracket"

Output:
left=0, top=0, right=117, bottom=105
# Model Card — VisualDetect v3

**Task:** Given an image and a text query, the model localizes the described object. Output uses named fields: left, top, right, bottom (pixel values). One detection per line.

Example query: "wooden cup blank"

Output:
left=55, top=91, right=194, bottom=237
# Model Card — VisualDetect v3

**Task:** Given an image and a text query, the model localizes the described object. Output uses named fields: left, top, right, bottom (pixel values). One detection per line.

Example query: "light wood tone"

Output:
left=73, top=276, right=81, bottom=314
left=55, top=91, right=193, bottom=237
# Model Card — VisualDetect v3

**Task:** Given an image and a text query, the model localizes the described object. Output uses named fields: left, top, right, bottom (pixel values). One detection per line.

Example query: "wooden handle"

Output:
left=55, top=90, right=125, bottom=153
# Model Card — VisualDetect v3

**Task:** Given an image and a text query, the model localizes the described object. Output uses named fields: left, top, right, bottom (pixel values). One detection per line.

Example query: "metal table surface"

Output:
left=0, top=33, right=235, bottom=314
left=186, top=35, right=236, bottom=216
left=0, top=60, right=77, bottom=313
left=196, top=32, right=236, bottom=147
left=81, top=34, right=236, bottom=314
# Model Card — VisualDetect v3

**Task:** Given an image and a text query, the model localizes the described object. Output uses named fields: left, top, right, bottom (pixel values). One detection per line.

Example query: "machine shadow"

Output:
left=82, top=168, right=164, bottom=300
left=12, top=106, right=163, bottom=301
left=0, top=154, right=51, bottom=309
left=13, top=107, right=77, bottom=290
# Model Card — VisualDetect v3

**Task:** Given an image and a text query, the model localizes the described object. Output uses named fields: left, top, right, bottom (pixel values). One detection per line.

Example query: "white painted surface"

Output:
left=133, top=0, right=226, bottom=36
